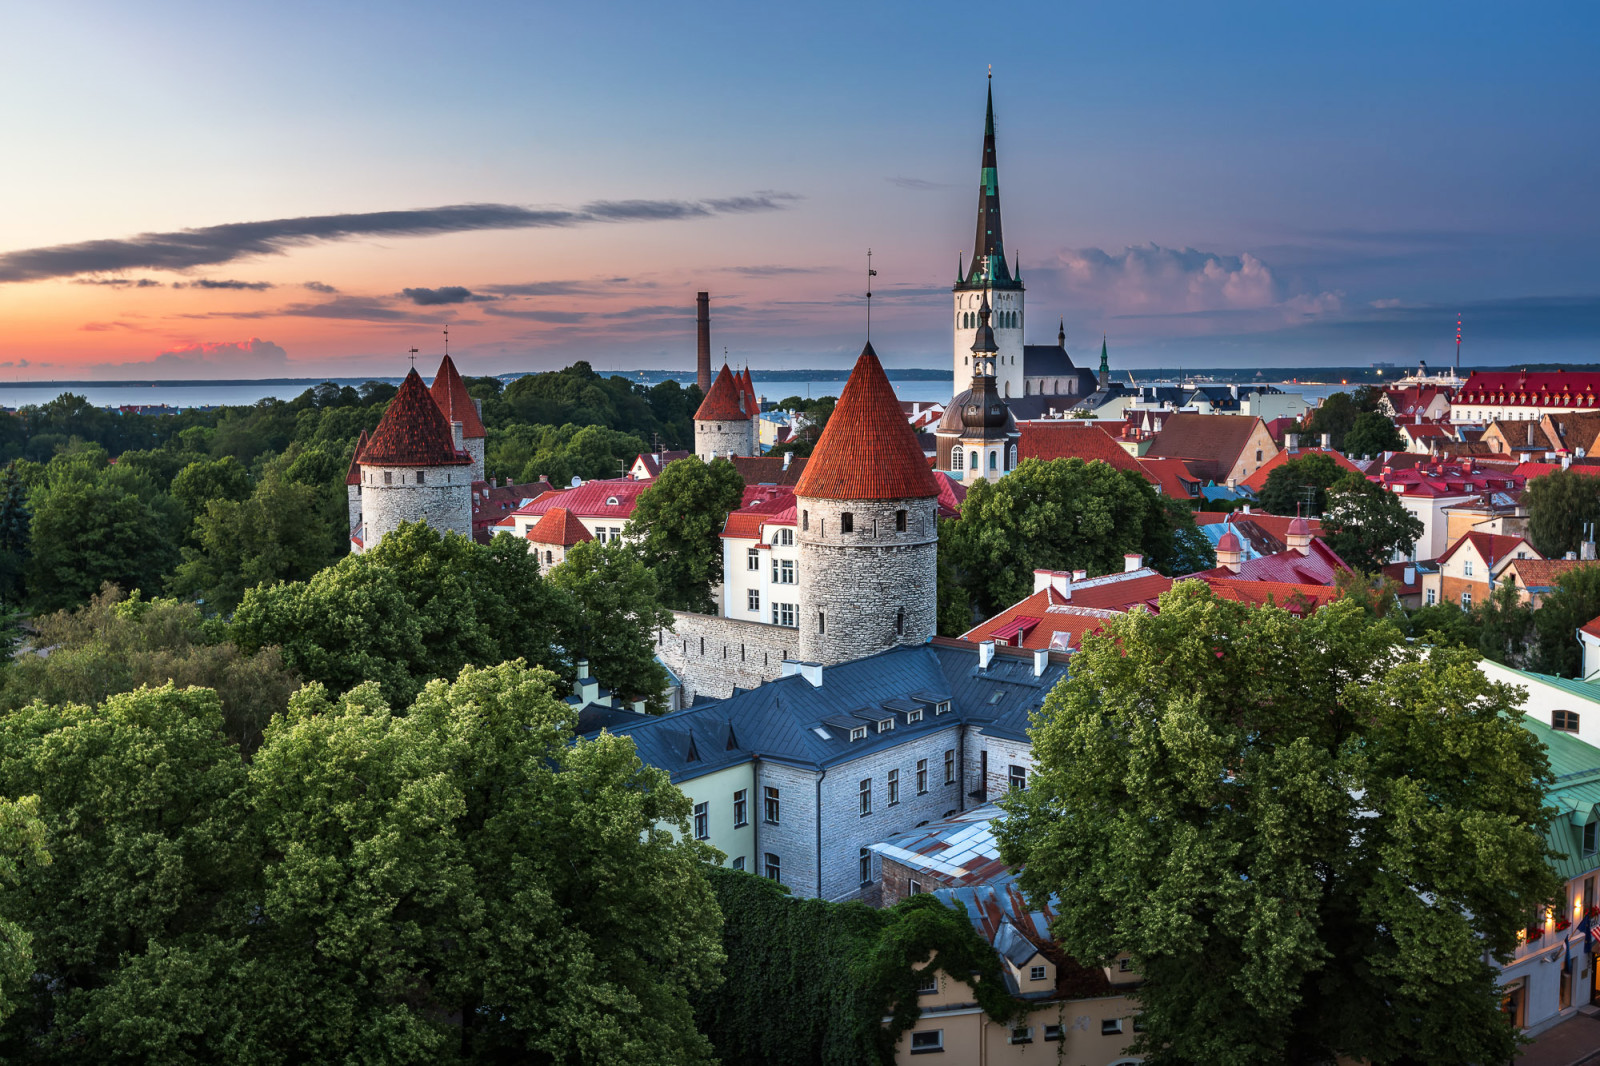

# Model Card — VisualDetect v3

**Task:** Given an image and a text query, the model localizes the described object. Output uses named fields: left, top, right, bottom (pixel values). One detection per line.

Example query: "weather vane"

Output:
left=408, top=347, right=418, bottom=370
left=866, top=248, right=877, bottom=341
left=443, top=327, right=450, bottom=357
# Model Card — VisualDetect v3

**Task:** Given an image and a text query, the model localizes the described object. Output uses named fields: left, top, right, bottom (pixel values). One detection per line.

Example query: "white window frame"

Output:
left=1009, top=1026, right=1033, bottom=1045
left=693, top=802, right=709, bottom=840
left=1101, top=1018, right=1125, bottom=1035
left=747, top=547, right=759, bottom=571
left=1029, top=964, right=1047, bottom=981
left=747, top=588, right=760, bottom=612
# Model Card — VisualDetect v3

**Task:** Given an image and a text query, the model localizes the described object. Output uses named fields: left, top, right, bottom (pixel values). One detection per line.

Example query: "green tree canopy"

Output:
left=545, top=539, right=672, bottom=710
left=231, top=523, right=575, bottom=706
left=1527, top=564, right=1600, bottom=677
left=999, top=584, right=1560, bottom=1066
left=0, top=584, right=297, bottom=752
left=937, top=457, right=1213, bottom=627
left=0, top=796, right=47, bottom=1027
left=1256, top=453, right=1346, bottom=516
left=628, top=456, right=746, bottom=613
left=1301, top=387, right=1381, bottom=451
left=1321, top=471, right=1424, bottom=573
left=1523, top=469, right=1600, bottom=559
left=1342, top=409, right=1405, bottom=458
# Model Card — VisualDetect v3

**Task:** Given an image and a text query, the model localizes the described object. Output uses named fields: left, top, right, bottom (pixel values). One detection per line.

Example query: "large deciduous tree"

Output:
left=628, top=456, right=745, bottom=613
left=937, top=457, right=1212, bottom=626
left=1321, top=472, right=1424, bottom=572
left=1341, top=409, right=1404, bottom=458
left=250, top=662, right=725, bottom=1063
left=545, top=539, right=672, bottom=710
left=1527, top=564, right=1600, bottom=677
left=999, top=584, right=1559, bottom=1066
left=1257, top=453, right=1346, bottom=516
left=1523, top=469, right=1600, bottom=559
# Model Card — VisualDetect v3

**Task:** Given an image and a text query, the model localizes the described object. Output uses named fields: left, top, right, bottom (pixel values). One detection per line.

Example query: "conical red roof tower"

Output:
left=794, top=343, right=940, bottom=501
left=695, top=363, right=751, bottom=421
left=429, top=355, right=486, bottom=439
left=345, top=429, right=368, bottom=486
left=361, top=369, right=472, bottom=467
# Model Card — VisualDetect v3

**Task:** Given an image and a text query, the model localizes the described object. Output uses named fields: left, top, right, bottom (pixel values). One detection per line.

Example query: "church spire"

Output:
left=1098, top=334, right=1111, bottom=388
left=1058, top=317, right=1066, bottom=349
left=965, top=75, right=1014, bottom=288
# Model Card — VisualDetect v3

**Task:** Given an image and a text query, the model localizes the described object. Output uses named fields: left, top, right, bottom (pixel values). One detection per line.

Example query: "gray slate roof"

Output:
left=589, top=642, right=1067, bottom=783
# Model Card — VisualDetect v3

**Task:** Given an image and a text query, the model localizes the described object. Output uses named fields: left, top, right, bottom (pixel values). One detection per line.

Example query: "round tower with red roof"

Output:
left=793, top=342, right=942, bottom=665
left=694, top=363, right=757, bottom=461
left=429, top=354, right=487, bottom=482
left=353, top=368, right=475, bottom=553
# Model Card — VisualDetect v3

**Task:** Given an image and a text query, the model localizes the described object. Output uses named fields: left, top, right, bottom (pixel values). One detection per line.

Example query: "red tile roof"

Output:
left=1137, top=457, right=1204, bottom=499
left=934, top=471, right=968, bottom=517
left=720, top=485, right=798, bottom=539
left=472, top=478, right=554, bottom=542
left=1456, top=370, right=1600, bottom=410
left=428, top=354, right=486, bottom=438
left=1437, top=531, right=1534, bottom=568
left=1582, top=613, right=1600, bottom=641
left=793, top=343, right=941, bottom=501
left=1190, top=538, right=1349, bottom=586
left=506, top=478, right=648, bottom=521
left=1204, top=578, right=1340, bottom=613
left=695, top=364, right=753, bottom=421
left=1194, top=511, right=1325, bottom=543
left=1503, top=558, right=1592, bottom=591
left=1238, top=447, right=1361, bottom=494
left=344, top=429, right=368, bottom=486
left=1017, top=424, right=1143, bottom=472
left=361, top=369, right=473, bottom=467
left=526, top=507, right=594, bottom=547
left=632, top=450, right=691, bottom=478
left=1381, top=561, right=1423, bottom=595
left=730, top=455, right=808, bottom=486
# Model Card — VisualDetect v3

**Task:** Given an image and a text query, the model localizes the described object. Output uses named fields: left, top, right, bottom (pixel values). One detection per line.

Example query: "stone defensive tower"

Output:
left=793, top=343, right=941, bottom=665
left=694, top=362, right=758, bottom=461
left=353, top=368, right=474, bottom=553
left=429, top=354, right=487, bottom=482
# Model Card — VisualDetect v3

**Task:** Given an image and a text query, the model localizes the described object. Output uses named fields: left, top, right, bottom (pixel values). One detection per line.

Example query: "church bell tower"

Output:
left=952, top=76, right=1024, bottom=401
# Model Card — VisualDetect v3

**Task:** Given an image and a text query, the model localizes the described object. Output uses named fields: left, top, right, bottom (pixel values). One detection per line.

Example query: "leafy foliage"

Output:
left=1300, top=386, right=1381, bottom=451
left=693, top=868, right=1019, bottom=1066
left=1257, top=453, right=1346, bottom=516
left=999, top=584, right=1560, bottom=1066
left=1527, top=564, right=1600, bottom=676
left=0, top=585, right=297, bottom=753
left=1342, top=409, right=1404, bottom=458
left=628, top=456, right=746, bottom=613
left=1321, top=472, right=1424, bottom=572
left=545, top=540, right=673, bottom=710
left=937, top=457, right=1213, bottom=628
left=0, top=795, right=47, bottom=1026
left=1524, top=469, right=1600, bottom=558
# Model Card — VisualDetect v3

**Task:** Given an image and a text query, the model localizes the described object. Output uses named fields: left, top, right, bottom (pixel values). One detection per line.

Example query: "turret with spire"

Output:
left=1098, top=335, right=1111, bottom=389
left=936, top=294, right=1019, bottom=483
left=951, top=74, right=1024, bottom=401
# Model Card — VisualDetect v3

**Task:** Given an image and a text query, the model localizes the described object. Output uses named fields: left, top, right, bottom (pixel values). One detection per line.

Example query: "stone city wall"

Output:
left=657, top=611, right=794, bottom=703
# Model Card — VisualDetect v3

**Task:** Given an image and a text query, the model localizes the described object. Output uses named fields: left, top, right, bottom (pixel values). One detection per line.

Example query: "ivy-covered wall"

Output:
left=693, top=867, right=1021, bottom=1066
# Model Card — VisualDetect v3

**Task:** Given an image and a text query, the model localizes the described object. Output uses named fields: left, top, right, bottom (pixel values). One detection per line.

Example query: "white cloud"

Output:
left=149, top=337, right=290, bottom=374
left=1054, top=243, right=1340, bottom=322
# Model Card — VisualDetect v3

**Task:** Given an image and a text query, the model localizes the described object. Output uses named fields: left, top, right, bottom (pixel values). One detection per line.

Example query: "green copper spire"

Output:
left=961, top=75, right=1017, bottom=290
left=1098, top=334, right=1111, bottom=389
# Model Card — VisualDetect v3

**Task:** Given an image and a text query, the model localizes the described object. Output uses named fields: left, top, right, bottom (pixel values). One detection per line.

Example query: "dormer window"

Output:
left=1554, top=710, right=1580, bottom=732
left=876, top=718, right=894, bottom=734
left=606, top=496, right=620, bottom=506
left=905, top=708, right=923, bottom=724
left=935, top=701, right=951, bottom=715
left=849, top=726, right=867, bottom=742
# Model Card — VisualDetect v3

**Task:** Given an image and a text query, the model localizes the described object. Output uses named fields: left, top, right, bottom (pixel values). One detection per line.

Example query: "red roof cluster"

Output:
left=695, top=364, right=754, bottom=421
left=360, top=369, right=473, bottom=467
left=793, top=343, right=941, bottom=501
left=1456, top=370, right=1600, bottom=410
left=1018, top=423, right=1142, bottom=472
left=1237, top=447, right=1361, bottom=494
left=502, top=478, right=648, bottom=523
left=428, top=355, right=487, bottom=438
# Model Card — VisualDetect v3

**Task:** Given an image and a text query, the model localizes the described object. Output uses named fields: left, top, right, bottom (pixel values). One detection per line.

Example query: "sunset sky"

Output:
left=2, top=1, right=1596, bottom=380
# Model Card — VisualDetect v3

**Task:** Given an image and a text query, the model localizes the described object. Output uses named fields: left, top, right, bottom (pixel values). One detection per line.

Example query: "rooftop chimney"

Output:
left=1049, top=572, right=1072, bottom=601
left=1124, top=552, right=1143, bottom=573
left=696, top=292, right=711, bottom=393
left=1033, top=648, right=1049, bottom=677
left=1285, top=432, right=1299, bottom=451
left=1321, top=433, right=1331, bottom=449
left=978, top=641, right=996, bottom=670
left=576, top=660, right=590, bottom=680
left=781, top=660, right=823, bottom=687
left=1071, top=569, right=1088, bottom=582
left=782, top=451, right=792, bottom=470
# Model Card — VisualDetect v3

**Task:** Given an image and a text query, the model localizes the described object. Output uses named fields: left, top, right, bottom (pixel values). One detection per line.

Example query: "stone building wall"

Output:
left=751, top=760, right=818, bottom=896
left=347, top=483, right=362, bottom=533
left=656, top=611, right=794, bottom=703
left=462, top=436, right=486, bottom=483
left=356, top=462, right=473, bottom=552
left=795, top=496, right=937, bottom=664
left=962, top=724, right=1034, bottom=804
left=695, top=418, right=756, bottom=462
left=816, top=725, right=965, bottom=901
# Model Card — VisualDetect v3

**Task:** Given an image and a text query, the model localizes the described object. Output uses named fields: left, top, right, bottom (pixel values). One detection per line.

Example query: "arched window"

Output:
left=1009, top=444, right=1018, bottom=469
left=969, top=450, right=979, bottom=471
left=545, top=550, right=553, bottom=565
left=989, top=451, right=998, bottom=471
left=950, top=449, right=963, bottom=471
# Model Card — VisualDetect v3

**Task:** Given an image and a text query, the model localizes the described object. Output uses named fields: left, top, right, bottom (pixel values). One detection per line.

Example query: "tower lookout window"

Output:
left=896, top=608, right=905, bottom=636
left=818, top=612, right=825, bottom=634
left=384, top=471, right=393, bottom=485
left=896, top=509, right=907, bottom=532
left=840, top=512, right=854, bottom=534
left=415, top=470, right=425, bottom=484
left=802, top=510, right=809, bottom=531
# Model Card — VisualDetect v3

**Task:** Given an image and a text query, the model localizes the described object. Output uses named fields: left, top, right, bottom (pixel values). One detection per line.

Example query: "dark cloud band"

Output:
left=0, top=194, right=800, bottom=284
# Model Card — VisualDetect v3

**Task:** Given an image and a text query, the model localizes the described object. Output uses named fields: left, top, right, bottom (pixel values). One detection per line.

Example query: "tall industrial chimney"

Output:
left=696, top=292, right=711, bottom=393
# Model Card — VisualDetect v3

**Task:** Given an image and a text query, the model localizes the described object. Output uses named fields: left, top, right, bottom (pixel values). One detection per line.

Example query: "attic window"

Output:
left=905, top=708, right=923, bottom=724
left=1554, top=710, right=1580, bottom=733
left=988, top=689, right=1004, bottom=705
left=606, top=496, right=620, bottom=506
left=876, top=718, right=894, bottom=734
left=849, top=726, right=867, bottom=742
left=813, top=727, right=832, bottom=740
left=935, top=701, right=951, bottom=715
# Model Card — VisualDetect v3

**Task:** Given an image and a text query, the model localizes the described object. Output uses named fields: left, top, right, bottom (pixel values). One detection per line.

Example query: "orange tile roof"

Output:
left=1503, top=558, right=1594, bottom=590
left=793, top=342, right=941, bottom=501
left=428, top=354, right=486, bottom=438
left=1137, top=457, right=1204, bottom=498
left=695, top=364, right=753, bottom=421
left=1145, top=413, right=1268, bottom=483
left=1203, top=578, right=1339, bottom=613
left=1438, top=531, right=1535, bottom=567
left=526, top=507, right=594, bottom=547
left=1237, top=447, right=1361, bottom=494
left=1582, top=613, right=1600, bottom=640
left=361, top=369, right=473, bottom=467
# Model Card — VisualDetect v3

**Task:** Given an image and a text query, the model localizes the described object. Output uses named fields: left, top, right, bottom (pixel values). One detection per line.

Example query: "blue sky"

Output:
left=0, top=1, right=1595, bottom=376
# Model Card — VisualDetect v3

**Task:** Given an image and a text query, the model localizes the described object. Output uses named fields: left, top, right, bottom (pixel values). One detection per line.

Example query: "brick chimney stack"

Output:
left=696, top=292, right=711, bottom=393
